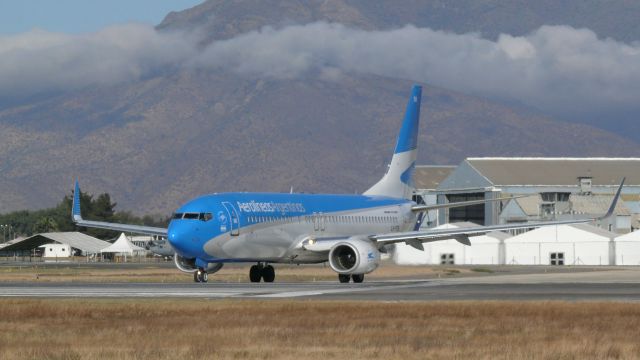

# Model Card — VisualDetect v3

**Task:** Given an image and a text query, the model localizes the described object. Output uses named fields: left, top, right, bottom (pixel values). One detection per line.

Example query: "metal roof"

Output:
left=414, top=165, right=457, bottom=190
left=570, top=194, right=631, bottom=216
left=466, top=158, right=640, bottom=186
left=512, top=195, right=542, bottom=216
left=0, top=232, right=111, bottom=253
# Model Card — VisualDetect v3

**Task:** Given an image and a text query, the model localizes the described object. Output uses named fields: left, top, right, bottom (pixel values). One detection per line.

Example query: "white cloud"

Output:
left=191, top=22, right=640, bottom=119
left=0, top=23, right=197, bottom=97
left=1, top=21, right=639, bottom=122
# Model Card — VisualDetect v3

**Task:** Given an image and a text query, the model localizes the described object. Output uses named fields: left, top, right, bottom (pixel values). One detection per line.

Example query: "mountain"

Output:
left=159, top=0, right=640, bottom=42
left=1, top=0, right=639, bottom=215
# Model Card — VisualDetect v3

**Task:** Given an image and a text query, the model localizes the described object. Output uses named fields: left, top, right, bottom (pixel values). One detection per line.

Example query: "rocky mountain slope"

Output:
left=1, top=0, right=639, bottom=215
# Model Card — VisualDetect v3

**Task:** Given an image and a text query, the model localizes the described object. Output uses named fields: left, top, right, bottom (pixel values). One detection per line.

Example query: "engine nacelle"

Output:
left=328, top=238, right=380, bottom=275
left=173, top=255, right=224, bottom=274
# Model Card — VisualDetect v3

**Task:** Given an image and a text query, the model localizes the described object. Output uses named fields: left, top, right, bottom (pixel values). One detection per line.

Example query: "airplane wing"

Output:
left=373, top=178, right=624, bottom=250
left=71, top=180, right=167, bottom=236
left=411, top=195, right=524, bottom=212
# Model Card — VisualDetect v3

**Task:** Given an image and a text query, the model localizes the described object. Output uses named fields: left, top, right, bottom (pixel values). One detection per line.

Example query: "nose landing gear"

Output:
left=194, top=268, right=208, bottom=283
left=249, top=263, right=275, bottom=283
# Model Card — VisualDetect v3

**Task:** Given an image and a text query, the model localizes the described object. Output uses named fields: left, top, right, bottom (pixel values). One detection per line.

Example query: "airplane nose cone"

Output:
left=168, top=222, right=189, bottom=255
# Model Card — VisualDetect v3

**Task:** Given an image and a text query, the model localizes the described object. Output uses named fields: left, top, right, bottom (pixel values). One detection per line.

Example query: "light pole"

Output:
left=1, top=225, right=5, bottom=243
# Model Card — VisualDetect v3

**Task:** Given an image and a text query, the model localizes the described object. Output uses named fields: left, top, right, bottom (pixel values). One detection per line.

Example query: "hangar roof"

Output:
left=507, top=223, right=617, bottom=242
left=0, top=232, right=111, bottom=253
left=414, top=165, right=457, bottom=190
left=466, top=158, right=640, bottom=186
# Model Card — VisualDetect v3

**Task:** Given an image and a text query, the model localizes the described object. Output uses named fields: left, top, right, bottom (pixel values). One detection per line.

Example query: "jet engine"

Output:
left=328, top=238, right=380, bottom=275
left=173, top=255, right=224, bottom=274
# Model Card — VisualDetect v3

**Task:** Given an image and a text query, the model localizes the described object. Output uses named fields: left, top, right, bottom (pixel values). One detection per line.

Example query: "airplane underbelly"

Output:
left=203, top=226, right=297, bottom=260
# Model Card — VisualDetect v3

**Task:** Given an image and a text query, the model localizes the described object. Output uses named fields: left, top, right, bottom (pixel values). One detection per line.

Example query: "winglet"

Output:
left=598, top=177, right=625, bottom=220
left=72, top=179, right=82, bottom=222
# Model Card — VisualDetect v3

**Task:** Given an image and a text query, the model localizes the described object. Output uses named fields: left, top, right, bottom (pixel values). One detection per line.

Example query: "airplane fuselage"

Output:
left=167, top=193, right=417, bottom=264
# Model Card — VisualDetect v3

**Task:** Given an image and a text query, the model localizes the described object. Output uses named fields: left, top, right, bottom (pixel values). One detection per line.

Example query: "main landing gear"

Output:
left=194, top=268, right=208, bottom=283
left=249, top=263, right=275, bottom=283
left=338, top=274, right=364, bottom=283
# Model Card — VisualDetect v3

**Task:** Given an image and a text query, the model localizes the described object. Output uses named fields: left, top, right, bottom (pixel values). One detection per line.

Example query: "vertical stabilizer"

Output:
left=72, top=179, right=82, bottom=222
left=364, top=85, right=422, bottom=199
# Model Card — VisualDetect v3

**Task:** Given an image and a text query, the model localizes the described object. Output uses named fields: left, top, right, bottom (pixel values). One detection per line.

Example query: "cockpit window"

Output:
left=174, top=212, right=213, bottom=221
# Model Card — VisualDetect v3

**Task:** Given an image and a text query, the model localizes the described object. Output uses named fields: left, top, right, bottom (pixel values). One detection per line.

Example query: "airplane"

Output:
left=71, top=85, right=624, bottom=283
left=145, top=237, right=175, bottom=257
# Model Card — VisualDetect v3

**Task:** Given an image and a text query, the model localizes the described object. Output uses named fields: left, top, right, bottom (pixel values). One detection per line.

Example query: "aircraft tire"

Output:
left=193, top=271, right=200, bottom=283
left=352, top=274, right=364, bottom=283
left=338, top=274, right=350, bottom=283
left=249, top=265, right=262, bottom=283
left=262, top=265, right=275, bottom=283
left=202, top=272, right=208, bottom=283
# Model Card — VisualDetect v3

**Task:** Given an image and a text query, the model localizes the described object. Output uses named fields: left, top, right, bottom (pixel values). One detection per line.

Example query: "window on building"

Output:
left=447, top=193, right=485, bottom=225
left=440, top=253, right=455, bottom=265
left=550, top=252, right=564, bottom=266
left=541, top=192, right=571, bottom=202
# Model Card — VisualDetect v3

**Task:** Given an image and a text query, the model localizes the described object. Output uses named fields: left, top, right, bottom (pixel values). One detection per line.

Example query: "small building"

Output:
left=505, top=224, right=616, bottom=266
left=39, top=243, right=72, bottom=258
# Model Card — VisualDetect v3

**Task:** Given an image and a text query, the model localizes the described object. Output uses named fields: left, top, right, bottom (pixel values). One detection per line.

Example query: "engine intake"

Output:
left=174, top=255, right=224, bottom=274
left=328, top=238, right=380, bottom=275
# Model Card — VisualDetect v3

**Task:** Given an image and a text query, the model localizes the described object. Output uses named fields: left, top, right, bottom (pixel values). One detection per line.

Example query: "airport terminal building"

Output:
left=405, top=157, right=640, bottom=266
left=415, top=158, right=640, bottom=234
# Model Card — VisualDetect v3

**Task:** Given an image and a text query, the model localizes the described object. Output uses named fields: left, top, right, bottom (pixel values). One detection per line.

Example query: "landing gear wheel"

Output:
left=195, top=269, right=208, bottom=283
left=262, top=265, right=275, bottom=283
left=352, top=274, right=364, bottom=283
left=338, top=274, right=350, bottom=283
left=249, top=265, right=262, bottom=283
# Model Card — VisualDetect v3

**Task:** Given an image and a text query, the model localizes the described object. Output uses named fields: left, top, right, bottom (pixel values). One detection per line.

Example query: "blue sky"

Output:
left=0, top=0, right=204, bottom=34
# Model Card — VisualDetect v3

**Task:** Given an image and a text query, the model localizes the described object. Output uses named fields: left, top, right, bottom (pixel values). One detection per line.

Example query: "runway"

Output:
left=2, top=269, right=640, bottom=301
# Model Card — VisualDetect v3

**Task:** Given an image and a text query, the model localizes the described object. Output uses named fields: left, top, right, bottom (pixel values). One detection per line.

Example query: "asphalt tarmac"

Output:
left=1, top=269, right=639, bottom=301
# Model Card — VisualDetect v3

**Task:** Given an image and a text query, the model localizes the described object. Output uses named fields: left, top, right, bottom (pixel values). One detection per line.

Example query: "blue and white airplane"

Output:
left=72, top=85, right=623, bottom=283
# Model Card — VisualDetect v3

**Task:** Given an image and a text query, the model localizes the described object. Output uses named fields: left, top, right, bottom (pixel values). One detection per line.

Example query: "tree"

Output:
left=0, top=188, right=169, bottom=240
left=33, top=216, right=59, bottom=233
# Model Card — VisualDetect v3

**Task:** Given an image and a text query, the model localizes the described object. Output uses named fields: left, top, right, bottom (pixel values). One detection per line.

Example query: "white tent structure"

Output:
left=392, top=222, right=510, bottom=265
left=505, top=224, right=615, bottom=266
left=614, top=230, right=640, bottom=265
left=101, top=233, right=145, bottom=257
left=464, top=231, right=510, bottom=265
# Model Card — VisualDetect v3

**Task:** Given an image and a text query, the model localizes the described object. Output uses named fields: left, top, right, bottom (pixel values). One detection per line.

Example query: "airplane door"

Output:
left=313, top=213, right=319, bottom=231
left=313, top=213, right=325, bottom=232
left=222, top=202, right=240, bottom=236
